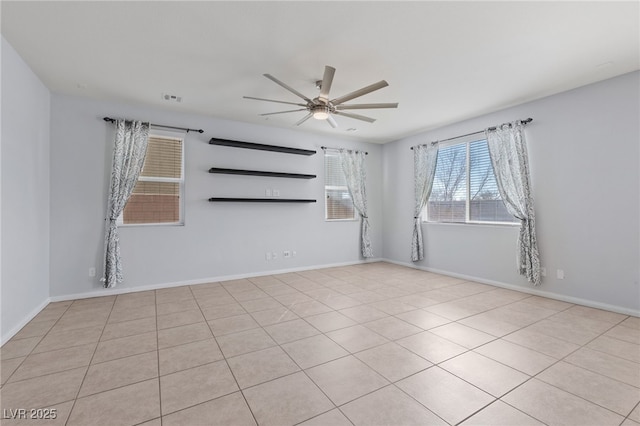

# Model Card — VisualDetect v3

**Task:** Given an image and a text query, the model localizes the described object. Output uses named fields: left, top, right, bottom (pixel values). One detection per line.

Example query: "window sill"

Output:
left=422, top=220, right=519, bottom=228
left=119, top=222, right=185, bottom=228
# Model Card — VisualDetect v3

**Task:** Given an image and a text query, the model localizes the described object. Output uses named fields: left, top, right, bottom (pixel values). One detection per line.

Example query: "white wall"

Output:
left=382, top=71, right=640, bottom=313
left=1, top=37, right=51, bottom=342
left=49, top=95, right=382, bottom=298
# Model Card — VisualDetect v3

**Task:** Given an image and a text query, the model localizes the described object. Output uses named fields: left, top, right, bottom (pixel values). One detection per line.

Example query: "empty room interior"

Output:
left=1, top=2, right=639, bottom=425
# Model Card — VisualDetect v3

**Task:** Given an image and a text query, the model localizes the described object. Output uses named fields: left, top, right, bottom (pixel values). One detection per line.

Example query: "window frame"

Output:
left=118, top=127, right=186, bottom=227
left=423, top=136, right=518, bottom=226
left=324, top=151, right=358, bottom=222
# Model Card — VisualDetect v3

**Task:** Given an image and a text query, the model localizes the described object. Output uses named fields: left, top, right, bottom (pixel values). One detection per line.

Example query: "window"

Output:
left=324, top=152, right=357, bottom=220
left=121, top=129, right=185, bottom=225
left=425, top=136, right=518, bottom=224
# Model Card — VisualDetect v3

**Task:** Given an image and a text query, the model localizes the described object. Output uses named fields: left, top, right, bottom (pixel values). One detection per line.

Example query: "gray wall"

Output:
left=382, top=71, right=640, bottom=313
left=49, top=95, right=382, bottom=298
left=1, top=37, right=51, bottom=342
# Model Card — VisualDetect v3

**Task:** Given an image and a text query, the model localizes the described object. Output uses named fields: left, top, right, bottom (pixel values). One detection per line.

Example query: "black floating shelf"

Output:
left=209, top=198, right=316, bottom=203
left=209, top=167, right=316, bottom=179
left=209, top=138, right=316, bottom=156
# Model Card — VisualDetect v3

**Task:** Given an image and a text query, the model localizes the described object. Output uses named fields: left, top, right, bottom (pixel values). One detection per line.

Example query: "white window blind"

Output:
left=324, top=152, right=357, bottom=220
left=122, top=131, right=185, bottom=225
left=426, top=137, right=517, bottom=224
left=140, top=135, right=183, bottom=179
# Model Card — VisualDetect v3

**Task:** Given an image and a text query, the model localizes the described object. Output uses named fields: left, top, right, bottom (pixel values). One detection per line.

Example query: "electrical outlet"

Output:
left=265, top=252, right=271, bottom=261
left=292, top=251, right=297, bottom=257
left=283, top=250, right=291, bottom=258
left=557, top=269, right=565, bottom=280
left=265, top=189, right=272, bottom=197
left=89, top=267, right=96, bottom=277
left=273, top=189, right=280, bottom=197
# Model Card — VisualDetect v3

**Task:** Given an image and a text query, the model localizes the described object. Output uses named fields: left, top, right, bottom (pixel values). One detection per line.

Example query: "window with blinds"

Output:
left=121, top=130, right=185, bottom=225
left=325, top=152, right=357, bottom=220
left=425, top=137, right=517, bottom=224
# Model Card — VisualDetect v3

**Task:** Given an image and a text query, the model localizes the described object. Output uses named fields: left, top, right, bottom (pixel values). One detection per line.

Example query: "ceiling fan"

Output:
left=244, top=65, right=398, bottom=128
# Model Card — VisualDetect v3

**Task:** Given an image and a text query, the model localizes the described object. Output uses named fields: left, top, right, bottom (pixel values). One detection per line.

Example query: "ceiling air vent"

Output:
left=162, top=93, right=182, bottom=103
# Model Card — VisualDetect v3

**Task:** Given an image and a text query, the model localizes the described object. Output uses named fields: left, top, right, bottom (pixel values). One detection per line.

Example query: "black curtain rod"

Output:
left=321, top=146, right=368, bottom=155
left=411, top=118, right=532, bottom=149
left=103, top=117, right=204, bottom=134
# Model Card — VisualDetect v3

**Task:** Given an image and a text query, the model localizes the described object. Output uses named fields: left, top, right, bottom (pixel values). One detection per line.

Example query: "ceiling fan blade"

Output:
left=326, top=115, right=338, bottom=128
left=243, top=96, right=307, bottom=107
left=335, top=102, right=398, bottom=110
left=331, top=80, right=389, bottom=106
left=260, top=109, right=308, bottom=116
left=295, top=113, right=313, bottom=126
left=334, top=111, right=376, bottom=123
left=318, top=66, right=336, bottom=102
left=263, top=74, right=312, bottom=103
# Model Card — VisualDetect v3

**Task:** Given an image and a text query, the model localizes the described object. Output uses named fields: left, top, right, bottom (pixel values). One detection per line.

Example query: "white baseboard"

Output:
left=1, top=297, right=51, bottom=346
left=383, top=258, right=640, bottom=317
left=49, top=258, right=384, bottom=303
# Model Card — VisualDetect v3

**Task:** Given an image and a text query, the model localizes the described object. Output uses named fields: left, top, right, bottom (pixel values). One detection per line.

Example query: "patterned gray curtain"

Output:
left=339, top=149, right=373, bottom=258
left=485, top=122, right=541, bottom=285
left=411, top=143, right=439, bottom=261
left=101, top=120, right=149, bottom=288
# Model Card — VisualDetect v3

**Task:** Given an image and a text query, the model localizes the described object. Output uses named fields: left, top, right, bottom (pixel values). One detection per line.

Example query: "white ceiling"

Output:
left=2, top=1, right=638, bottom=143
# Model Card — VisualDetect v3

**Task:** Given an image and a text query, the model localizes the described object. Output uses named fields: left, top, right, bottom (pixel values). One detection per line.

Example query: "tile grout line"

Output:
left=154, top=291, right=164, bottom=426
left=241, top=269, right=474, bottom=423
left=2, top=301, right=75, bottom=386
left=467, top=313, right=634, bottom=425
left=272, top=271, right=349, bottom=425
left=231, top=271, right=344, bottom=424
left=524, top=319, right=639, bottom=419
left=202, top=271, right=391, bottom=424
left=622, top=400, right=640, bottom=425
left=307, top=284, right=634, bottom=424
left=189, top=282, right=260, bottom=426
left=365, top=283, right=633, bottom=424
left=357, top=303, right=552, bottom=426
left=64, top=295, right=118, bottom=426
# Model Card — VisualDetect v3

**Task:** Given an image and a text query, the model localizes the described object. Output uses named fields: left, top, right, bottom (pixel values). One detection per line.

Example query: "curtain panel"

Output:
left=101, top=120, right=150, bottom=288
left=339, top=149, right=373, bottom=258
left=411, top=143, right=439, bottom=261
left=485, top=122, right=541, bottom=285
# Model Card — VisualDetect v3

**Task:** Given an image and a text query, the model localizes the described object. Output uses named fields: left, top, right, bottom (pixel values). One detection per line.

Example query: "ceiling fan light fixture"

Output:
left=312, top=105, right=329, bottom=120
